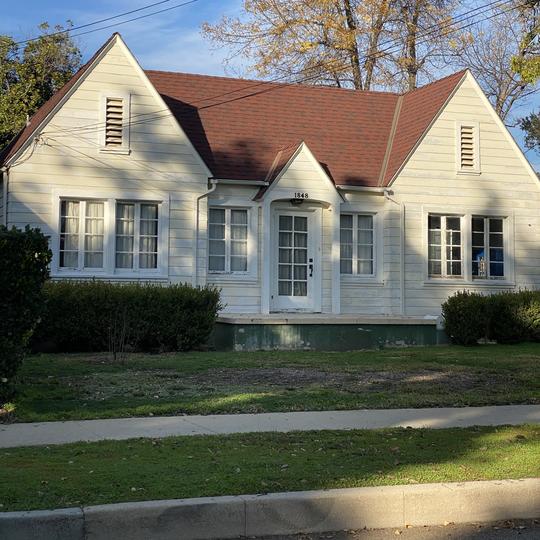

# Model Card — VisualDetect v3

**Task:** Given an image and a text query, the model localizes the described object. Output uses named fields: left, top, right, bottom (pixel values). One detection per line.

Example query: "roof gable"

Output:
left=0, top=35, right=117, bottom=165
left=1, top=34, right=469, bottom=186
left=383, top=70, right=467, bottom=185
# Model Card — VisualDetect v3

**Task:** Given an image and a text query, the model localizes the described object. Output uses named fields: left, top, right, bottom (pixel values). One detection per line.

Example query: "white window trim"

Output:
left=99, top=92, right=131, bottom=155
left=51, top=189, right=169, bottom=279
left=339, top=205, right=383, bottom=284
left=207, top=200, right=258, bottom=280
left=456, top=120, right=481, bottom=175
left=422, top=205, right=515, bottom=287
left=471, top=215, right=506, bottom=281
left=427, top=214, right=464, bottom=280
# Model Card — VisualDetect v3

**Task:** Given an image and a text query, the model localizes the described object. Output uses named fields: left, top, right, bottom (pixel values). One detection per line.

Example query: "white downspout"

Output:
left=193, top=179, right=218, bottom=287
left=400, top=201, right=405, bottom=316
left=1, top=166, right=8, bottom=227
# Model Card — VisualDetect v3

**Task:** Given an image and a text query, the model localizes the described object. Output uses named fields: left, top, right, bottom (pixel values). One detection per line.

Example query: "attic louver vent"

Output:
left=460, top=125, right=475, bottom=170
left=105, top=97, right=124, bottom=147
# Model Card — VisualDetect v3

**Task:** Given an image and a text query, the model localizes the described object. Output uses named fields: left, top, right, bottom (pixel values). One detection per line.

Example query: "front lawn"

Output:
left=8, top=343, right=540, bottom=422
left=1, top=425, right=538, bottom=511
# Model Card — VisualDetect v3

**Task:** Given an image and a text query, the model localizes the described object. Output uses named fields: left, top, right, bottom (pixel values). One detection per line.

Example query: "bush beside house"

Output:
left=442, top=290, right=540, bottom=345
left=0, top=226, right=51, bottom=403
left=32, top=281, right=222, bottom=353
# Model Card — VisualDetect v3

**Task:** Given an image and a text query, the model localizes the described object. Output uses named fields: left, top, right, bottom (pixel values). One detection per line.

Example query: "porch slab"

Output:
left=217, top=314, right=439, bottom=325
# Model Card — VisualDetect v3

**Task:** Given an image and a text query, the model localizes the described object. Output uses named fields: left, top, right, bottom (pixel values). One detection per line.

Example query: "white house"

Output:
left=2, top=33, right=540, bottom=347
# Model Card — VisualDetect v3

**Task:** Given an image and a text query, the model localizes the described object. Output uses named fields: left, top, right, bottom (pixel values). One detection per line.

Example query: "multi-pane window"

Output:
left=208, top=208, right=248, bottom=273
left=115, top=202, right=159, bottom=270
left=472, top=217, right=504, bottom=279
left=340, top=214, right=374, bottom=275
left=58, top=199, right=160, bottom=273
left=428, top=215, right=462, bottom=278
left=59, top=200, right=104, bottom=269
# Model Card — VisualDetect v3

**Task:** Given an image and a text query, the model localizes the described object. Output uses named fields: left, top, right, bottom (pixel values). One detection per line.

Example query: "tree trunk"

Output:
left=364, top=0, right=389, bottom=90
left=342, top=0, right=363, bottom=90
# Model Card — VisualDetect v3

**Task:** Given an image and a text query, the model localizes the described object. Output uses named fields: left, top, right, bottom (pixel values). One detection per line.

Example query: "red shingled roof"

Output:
left=147, top=69, right=466, bottom=187
left=1, top=32, right=466, bottom=188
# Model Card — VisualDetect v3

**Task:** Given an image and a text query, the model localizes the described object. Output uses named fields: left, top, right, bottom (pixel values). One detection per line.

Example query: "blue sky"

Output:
left=2, top=0, right=539, bottom=169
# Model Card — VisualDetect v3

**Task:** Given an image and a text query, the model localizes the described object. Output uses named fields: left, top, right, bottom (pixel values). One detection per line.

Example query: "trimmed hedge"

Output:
left=32, top=281, right=222, bottom=353
left=442, top=289, right=540, bottom=346
left=0, top=226, right=51, bottom=403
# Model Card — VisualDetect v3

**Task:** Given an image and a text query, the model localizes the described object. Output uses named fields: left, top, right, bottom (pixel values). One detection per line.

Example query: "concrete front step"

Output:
left=1, top=479, right=539, bottom=540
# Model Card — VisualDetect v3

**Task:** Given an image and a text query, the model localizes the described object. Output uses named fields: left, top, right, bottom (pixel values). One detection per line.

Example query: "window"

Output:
left=472, top=217, right=504, bottom=279
left=208, top=208, right=248, bottom=273
left=428, top=215, right=462, bottom=278
left=340, top=214, right=374, bottom=276
left=57, top=198, right=163, bottom=275
left=115, top=202, right=159, bottom=270
left=105, top=97, right=124, bottom=147
left=458, top=122, right=480, bottom=173
left=59, top=200, right=105, bottom=269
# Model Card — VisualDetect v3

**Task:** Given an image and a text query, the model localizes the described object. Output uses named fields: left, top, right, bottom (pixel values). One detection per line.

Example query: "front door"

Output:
left=271, top=209, right=321, bottom=312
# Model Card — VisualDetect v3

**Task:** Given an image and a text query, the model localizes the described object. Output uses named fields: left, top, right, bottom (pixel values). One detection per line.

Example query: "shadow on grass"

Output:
left=0, top=425, right=538, bottom=515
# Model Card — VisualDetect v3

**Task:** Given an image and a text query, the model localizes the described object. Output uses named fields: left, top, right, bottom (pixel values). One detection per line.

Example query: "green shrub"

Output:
left=442, top=291, right=488, bottom=345
left=0, top=226, right=51, bottom=403
left=32, top=281, right=222, bottom=353
left=485, top=291, right=531, bottom=344
left=443, top=288, right=540, bottom=346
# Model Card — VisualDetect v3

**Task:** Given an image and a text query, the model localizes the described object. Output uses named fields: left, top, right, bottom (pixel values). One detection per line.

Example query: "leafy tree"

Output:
left=0, top=22, right=81, bottom=148
left=520, top=111, right=540, bottom=153
left=202, top=0, right=456, bottom=91
left=511, top=0, right=540, bottom=84
left=0, top=226, right=51, bottom=404
left=451, top=5, right=538, bottom=122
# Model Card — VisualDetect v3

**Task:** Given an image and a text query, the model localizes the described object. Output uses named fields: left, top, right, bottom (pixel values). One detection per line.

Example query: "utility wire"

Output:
left=13, top=0, right=201, bottom=46
left=42, top=0, right=520, bottom=138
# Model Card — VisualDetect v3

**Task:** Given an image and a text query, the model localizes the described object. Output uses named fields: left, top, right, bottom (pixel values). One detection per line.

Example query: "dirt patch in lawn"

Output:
left=67, top=367, right=513, bottom=402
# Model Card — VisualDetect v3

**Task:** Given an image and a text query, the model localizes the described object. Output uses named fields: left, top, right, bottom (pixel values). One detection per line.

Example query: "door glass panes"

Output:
left=60, top=200, right=80, bottom=268
left=84, top=201, right=104, bottom=268
left=116, top=203, right=134, bottom=269
left=278, top=215, right=308, bottom=296
left=139, top=204, right=158, bottom=269
left=472, top=217, right=504, bottom=279
left=428, top=215, right=462, bottom=277
left=208, top=208, right=226, bottom=271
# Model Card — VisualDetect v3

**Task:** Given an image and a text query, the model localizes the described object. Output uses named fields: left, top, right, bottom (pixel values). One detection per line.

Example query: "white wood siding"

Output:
left=6, top=39, right=209, bottom=284
left=392, top=74, right=540, bottom=317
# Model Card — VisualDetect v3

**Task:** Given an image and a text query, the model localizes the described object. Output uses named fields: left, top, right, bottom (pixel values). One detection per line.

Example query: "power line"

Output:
left=42, top=0, right=519, bottom=138
left=13, top=0, right=201, bottom=46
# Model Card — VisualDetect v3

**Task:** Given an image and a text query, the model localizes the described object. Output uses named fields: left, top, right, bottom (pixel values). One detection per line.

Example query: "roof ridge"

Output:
left=400, top=69, right=468, bottom=96
left=145, top=69, right=402, bottom=97
left=378, top=95, right=404, bottom=186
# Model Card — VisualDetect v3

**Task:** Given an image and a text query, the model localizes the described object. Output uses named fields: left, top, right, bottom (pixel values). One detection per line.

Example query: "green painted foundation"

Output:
left=210, top=322, right=445, bottom=351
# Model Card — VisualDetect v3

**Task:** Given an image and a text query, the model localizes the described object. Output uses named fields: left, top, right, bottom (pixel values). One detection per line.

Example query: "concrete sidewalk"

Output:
left=1, top=404, right=539, bottom=448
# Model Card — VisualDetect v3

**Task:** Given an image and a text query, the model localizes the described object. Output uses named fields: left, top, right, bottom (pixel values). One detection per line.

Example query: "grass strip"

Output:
left=11, top=343, right=540, bottom=422
left=1, top=425, right=539, bottom=512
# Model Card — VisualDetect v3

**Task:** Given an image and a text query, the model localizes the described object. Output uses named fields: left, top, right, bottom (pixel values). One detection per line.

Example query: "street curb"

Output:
left=1, top=478, right=539, bottom=540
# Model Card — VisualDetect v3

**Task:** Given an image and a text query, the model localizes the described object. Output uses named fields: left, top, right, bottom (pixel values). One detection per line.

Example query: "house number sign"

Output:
left=294, top=192, right=309, bottom=199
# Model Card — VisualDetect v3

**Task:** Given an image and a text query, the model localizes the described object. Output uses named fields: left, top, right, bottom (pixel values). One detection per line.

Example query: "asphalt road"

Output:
left=253, top=519, right=540, bottom=539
